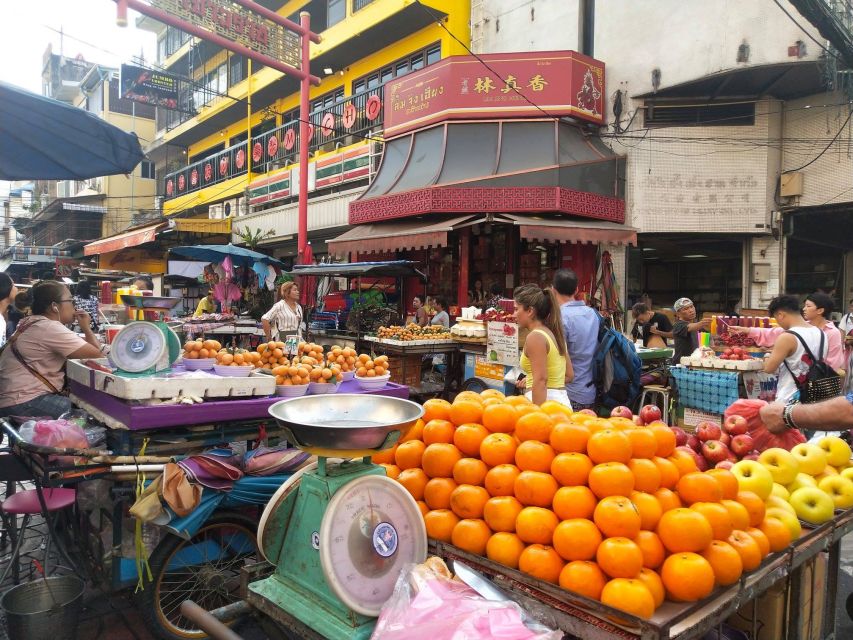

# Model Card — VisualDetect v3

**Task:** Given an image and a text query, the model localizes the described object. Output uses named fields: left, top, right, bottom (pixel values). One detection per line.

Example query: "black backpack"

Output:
left=783, top=330, right=842, bottom=403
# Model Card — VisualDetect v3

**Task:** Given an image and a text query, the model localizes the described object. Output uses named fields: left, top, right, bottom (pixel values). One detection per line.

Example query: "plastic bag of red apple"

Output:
left=724, top=398, right=806, bottom=451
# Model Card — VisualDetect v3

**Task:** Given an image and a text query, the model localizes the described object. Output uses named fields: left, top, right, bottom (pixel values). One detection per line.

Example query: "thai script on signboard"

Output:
left=120, top=64, right=179, bottom=109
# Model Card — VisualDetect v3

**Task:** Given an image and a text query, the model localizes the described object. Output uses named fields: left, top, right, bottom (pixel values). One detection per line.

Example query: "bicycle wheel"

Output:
left=138, top=511, right=258, bottom=640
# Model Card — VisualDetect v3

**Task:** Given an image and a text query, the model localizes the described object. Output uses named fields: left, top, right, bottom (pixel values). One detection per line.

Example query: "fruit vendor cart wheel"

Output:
left=137, top=511, right=258, bottom=640
left=460, top=377, right=488, bottom=393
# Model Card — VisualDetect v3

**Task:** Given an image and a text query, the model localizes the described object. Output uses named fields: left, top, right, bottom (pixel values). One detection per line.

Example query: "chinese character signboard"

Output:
left=385, top=51, right=605, bottom=138
left=121, top=64, right=179, bottom=109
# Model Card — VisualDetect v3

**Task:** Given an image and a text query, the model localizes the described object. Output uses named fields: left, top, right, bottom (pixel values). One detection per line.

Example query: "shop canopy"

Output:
left=0, top=81, right=145, bottom=180
left=169, top=243, right=284, bottom=268
left=287, top=261, right=424, bottom=279
left=84, top=222, right=167, bottom=256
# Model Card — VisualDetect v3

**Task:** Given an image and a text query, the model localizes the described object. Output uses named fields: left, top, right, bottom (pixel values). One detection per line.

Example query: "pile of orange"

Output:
left=256, top=342, right=290, bottom=369
left=375, top=391, right=793, bottom=620
left=326, top=346, right=359, bottom=372
left=355, top=354, right=390, bottom=378
left=182, top=339, right=222, bottom=360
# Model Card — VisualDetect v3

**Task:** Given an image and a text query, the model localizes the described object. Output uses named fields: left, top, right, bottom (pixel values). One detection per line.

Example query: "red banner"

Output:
left=384, top=51, right=605, bottom=138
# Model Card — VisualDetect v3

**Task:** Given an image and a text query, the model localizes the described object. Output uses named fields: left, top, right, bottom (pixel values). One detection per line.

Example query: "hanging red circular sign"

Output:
left=190, top=168, right=199, bottom=186
left=321, top=112, right=336, bottom=136
left=306, top=124, right=314, bottom=142
left=166, top=179, right=174, bottom=196
left=236, top=149, right=246, bottom=169
left=219, top=156, right=229, bottom=176
left=251, top=143, right=262, bottom=164
left=204, top=163, right=212, bottom=181
left=342, top=103, right=357, bottom=129
left=283, top=128, right=296, bottom=150
left=267, top=135, right=278, bottom=157
left=177, top=174, right=186, bottom=191
left=365, top=95, right=382, bottom=121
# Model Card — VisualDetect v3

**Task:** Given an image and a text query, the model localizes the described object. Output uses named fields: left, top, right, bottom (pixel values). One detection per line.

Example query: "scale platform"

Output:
left=249, top=395, right=426, bottom=640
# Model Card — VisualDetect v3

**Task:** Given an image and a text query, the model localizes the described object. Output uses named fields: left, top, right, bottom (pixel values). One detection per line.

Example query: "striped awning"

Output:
left=84, top=222, right=166, bottom=256
left=10, top=246, right=70, bottom=262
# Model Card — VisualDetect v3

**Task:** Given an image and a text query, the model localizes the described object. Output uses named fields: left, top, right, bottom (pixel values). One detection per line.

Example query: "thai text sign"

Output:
left=120, top=64, right=179, bottom=109
left=487, top=321, right=519, bottom=367
left=150, top=0, right=300, bottom=69
left=384, top=51, right=605, bottom=137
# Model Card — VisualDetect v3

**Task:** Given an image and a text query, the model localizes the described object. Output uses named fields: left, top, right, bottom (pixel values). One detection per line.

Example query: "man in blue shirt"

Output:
left=553, top=269, right=600, bottom=411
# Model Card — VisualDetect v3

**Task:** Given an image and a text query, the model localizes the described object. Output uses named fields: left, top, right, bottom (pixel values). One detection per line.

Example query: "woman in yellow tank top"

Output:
left=514, top=284, right=574, bottom=407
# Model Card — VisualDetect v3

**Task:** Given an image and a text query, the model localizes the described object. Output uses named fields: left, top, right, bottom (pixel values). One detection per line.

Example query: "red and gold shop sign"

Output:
left=384, top=51, right=605, bottom=137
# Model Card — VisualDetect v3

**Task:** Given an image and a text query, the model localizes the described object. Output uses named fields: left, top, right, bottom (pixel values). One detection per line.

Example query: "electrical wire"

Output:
left=771, top=0, right=839, bottom=61
left=783, top=106, right=853, bottom=172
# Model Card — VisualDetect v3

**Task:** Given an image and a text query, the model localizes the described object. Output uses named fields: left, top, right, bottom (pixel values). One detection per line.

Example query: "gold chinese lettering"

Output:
left=474, top=77, right=496, bottom=94
left=501, top=75, right=519, bottom=94
left=527, top=74, right=548, bottom=91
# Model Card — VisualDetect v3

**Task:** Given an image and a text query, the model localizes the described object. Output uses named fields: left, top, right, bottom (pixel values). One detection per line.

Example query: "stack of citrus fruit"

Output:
left=374, top=391, right=793, bottom=620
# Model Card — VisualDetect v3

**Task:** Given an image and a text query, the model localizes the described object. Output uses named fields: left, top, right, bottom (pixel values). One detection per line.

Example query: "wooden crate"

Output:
left=388, top=354, right=423, bottom=387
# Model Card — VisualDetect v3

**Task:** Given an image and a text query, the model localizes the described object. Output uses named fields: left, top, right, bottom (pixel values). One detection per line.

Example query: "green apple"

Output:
left=766, top=495, right=797, bottom=516
left=817, top=436, right=852, bottom=468
left=771, top=483, right=790, bottom=500
left=841, top=467, right=853, bottom=482
left=765, top=507, right=803, bottom=540
left=787, top=473, right=818, bottom=493
left=818, top=475, right=853, bottom=510
left=789, top=487, right=835, bottom=525
left=731, top=460, right=774, bottom=500
left=758, top=448, right=800, bottom=485
left=790, top=443, right=827, bottom=476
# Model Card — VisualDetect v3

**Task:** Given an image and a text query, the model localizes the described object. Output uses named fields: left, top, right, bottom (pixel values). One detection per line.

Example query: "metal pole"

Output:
left=297, top=11, right=311, bottom=263
left=246, top=59, right=253, bottom=186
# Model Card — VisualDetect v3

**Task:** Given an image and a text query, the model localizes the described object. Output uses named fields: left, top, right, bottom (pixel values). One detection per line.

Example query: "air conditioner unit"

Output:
left=209, top=203, right=225, bottom=219
left=223, top=197, right=245, bottom=218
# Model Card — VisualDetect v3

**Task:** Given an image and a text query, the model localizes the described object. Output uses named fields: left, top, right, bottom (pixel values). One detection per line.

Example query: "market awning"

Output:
left=498, top=214, right=638, bottom=246
left=173, top=218, right=232, bottom=234
left=288, top=260, right=424, bottom=279
left=84, top=222, right=167, bottom=256
left=4, top=246, right=70, bottom=263
left=349, top=120, right=625, bottom=225
left=326, top=215, right=479, bottom=256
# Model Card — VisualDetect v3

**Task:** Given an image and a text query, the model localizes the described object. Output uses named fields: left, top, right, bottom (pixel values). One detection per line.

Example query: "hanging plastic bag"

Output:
left=30, top=419, right=90, bottom=463
left=724, top=399, right=805, bottom=451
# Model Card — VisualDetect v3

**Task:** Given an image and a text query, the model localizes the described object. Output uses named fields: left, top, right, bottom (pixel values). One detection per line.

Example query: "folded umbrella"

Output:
left=244, top=447, right=312, bottom=476
left=162, top=463, right=202, bottom=517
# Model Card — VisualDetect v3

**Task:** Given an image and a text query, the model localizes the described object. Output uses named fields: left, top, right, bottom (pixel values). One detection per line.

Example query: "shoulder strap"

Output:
left=0, top=319, right=62, bottom=394
left=785, top=329, right=825, bottom=363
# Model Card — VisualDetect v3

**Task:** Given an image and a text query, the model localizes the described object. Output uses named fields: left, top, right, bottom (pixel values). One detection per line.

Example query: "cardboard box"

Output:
left=792, top=552, right=827, bottom=640
left=727, top=583, right=786, bottom=640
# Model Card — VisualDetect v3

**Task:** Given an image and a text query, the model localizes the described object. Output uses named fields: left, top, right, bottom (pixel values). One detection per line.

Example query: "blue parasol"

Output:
left=169, top=244, right=284, bottom=268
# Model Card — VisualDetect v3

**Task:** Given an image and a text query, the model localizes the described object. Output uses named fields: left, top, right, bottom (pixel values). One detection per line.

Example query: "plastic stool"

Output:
left=638, top=385, right=672, bottom=423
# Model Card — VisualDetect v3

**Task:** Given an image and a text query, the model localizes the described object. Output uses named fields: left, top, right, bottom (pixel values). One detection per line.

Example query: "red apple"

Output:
left=730, top=434, right=755, bottom=457
left=696, top=421, right=722, bottom=442
left=578, top=409, right=597, bottom=416
left=670, top=426, right=688, bottom=447
left=610, top=406, right=633, bottom=419
left=632, top=415, right=645, bottom=426
left=687, top=434, right=702, bottom=452
left=678, top=445, right=708, bottom=471
left=719, top=433, right=731, bottom=447
left=742, top=452, right=760, bottom=461
left=715, top=460, right=734, bottom=470
left=723, top=415, right=749, bottom=436
left=702, top=440, right=730, bottom=464
left=639, top=404, right=662, bottom=425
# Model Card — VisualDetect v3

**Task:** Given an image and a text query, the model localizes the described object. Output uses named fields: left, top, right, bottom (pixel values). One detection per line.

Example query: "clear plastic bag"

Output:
left=371, top=560, right=561, bottom=640
left=29, top=419, right=90, bottom=463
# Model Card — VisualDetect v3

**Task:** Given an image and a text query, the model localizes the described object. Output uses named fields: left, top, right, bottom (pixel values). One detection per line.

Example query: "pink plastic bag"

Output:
left=31, top=419, right=90, bottom=463
left=724, top=399, right=806, bottom=451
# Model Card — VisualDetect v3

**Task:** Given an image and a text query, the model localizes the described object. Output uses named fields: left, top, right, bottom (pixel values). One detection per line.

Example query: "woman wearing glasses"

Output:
left=0, top=281, right=103, bottom=419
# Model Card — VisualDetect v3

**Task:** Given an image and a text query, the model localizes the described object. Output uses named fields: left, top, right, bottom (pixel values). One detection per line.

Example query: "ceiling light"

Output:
left=642, top=247, right=655, bottom=252
left=323, top=67, right=334, bottom=75
left=684, top=254, right=708, bottom=258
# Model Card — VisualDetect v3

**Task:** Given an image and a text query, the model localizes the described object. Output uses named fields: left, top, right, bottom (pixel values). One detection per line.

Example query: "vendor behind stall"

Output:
left=413, top=296, right=429, bottom=327
left=0, top=280, right=103, bottom=419
left=431, top=298, right=450, bottom=329
left=631, top=302, right=673, bottom=349
left=193, top=288, right=218, bottom=318
left=672, top=297, right=711, bottom=362
left=262, top=281, right=303, bottom=342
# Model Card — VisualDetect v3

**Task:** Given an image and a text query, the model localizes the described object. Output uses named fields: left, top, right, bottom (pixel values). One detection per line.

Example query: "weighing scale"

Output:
left=250, top=394, right=427, bottom=640
left=110, top=296, right=182, bottom=376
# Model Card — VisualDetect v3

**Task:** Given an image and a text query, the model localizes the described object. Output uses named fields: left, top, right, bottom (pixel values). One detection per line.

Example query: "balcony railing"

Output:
left=163, top=85, right=384, bottom=200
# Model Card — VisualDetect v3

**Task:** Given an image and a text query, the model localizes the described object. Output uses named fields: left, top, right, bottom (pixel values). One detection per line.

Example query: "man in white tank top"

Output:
left=764, top=295, right=824, bottom=404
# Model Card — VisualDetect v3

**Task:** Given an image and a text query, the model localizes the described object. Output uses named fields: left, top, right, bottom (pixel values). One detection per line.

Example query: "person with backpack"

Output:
left=553, top=269, right=600, bottom=411
left=671, top=298, right=711, bottom=363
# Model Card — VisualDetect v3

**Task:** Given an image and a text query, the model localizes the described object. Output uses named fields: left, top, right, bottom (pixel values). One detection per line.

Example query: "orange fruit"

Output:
left=395, top=440, right=426, bottom=470
left=601, top=578, right=656, bottom=619
left=514, top=471, right=559, bottom=507
left=759, top=516, right=792, bottom=552
left=481, top=389, right=506, bottom=400
left=397, top=468, right=429, bottom=501
left=486, top=532, right=526, bottom=569
left=630, top=491, right=663, bottom=530
left=453, top=423, right=489, bottom=456
left=421, top=443, right=463, bottom=479
left=519, top=544, right=565, bottom=584
left=677, top=472, right=723, bottom=505
left=628, top=458, right=662, bottom=493
left=727, top=530, right=762, bottom=571
left=514, top=411, right=554, bottom=442
left=449, top=400, right=483, bottom=427
left=636, top=567, right=665, bottom=608
left=560, top=560, right=607, bottom=600
left=449, top=484, right=490, bottom=519
left=416, top=501, right=429, bottom=516
left=550, top=452, right=593, bottom=486
left=423, top=477, right=458, bottom=510
left=668, top=449, right=699, bottom=477
left=627, top=428, right=659, bottom=459
left=423, top=509, right=459, bottom=542
left=736, top=491, right=766, bottom=528
left=589, top=462, right=634, bottom=499
left=454, top=391, right=484, bottom=403
left=661, top=552, right=715, bottom=601
left=657, top=508, right=713, bottom=553
left=504, top=395, right=531, bottom=407
left=453, top=458, right=488, bottom=486
left=451, top=518, right=492, bottom=555
left=379, top=463, right=401, bottom=479
left=515, top=441, right=556, bottom=472
left=587, top=429, right=633, bottom=464
left=721, top=499, right=751, bottom=531
left=540, top=400, right=572, bottom=418
left=701, top=540, right=744, bottom=586
left=635, top=530, right=666, bottom=569
left=423, top=398, right=452, bottom=423
left=707, top=468, right=739, bottom=500
left=594, top=496, right=642, bottom=539
left=372, top=445, right=397, bottom=465
left=399, top=418, right=424, bottom=443
left=480, top=433, right=517, bottom=467
left=484, top=464, right=521, bottom=497
left=745, top=527, right=771, bottom=558
left=596, top=536, right=644, bottom=579
left=482, top=403, right=519, bottom=433
left=553, top=518, right=602, bottom=562
left=652, top=456, right=680, bottom=489
left=483, top=496, right=523, bottom=532
left=422, top=419, right=455, bottom=445
left=690, top=502, right=734, bottom=540
left=553, top=485, right=597, bottom=520
left=654, top=487, right=682, bottom=513
left=550, top=421, right=591, bottom=453
left=516, top=506, right=559, bottom=544
left=649, top=424, right=676, bottom=457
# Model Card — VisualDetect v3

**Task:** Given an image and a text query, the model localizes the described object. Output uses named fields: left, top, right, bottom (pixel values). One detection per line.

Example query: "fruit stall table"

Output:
left=362, top=335, right=462, bottom=398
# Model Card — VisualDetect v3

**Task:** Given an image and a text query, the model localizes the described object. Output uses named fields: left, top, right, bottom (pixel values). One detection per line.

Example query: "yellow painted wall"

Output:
left=100, top=247, right=167, bottom=274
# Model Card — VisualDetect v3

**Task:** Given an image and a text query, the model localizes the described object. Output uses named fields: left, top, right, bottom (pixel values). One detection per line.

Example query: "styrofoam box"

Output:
left=67, top=359, right=276, bottom=400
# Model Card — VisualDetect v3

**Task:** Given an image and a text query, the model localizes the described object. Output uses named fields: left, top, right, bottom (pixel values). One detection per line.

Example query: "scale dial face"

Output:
left=320, top=474, right=427, bottom=616
left=110, top=321, right=167, bottom=372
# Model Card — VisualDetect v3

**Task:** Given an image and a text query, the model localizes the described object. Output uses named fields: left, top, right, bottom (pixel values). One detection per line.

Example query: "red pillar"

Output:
left=458, top=228, right=471, bottom=307
left=297, top=11, right=311, bottom=263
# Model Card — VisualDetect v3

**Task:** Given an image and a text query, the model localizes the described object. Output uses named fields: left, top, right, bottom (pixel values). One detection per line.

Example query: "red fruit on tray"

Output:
left=715, top=460, right=734, bottom=470
left=670, top=427, right=688, bottom=447
left=687, top=434, right=702, bottom=452
left=724, top=415, right=749, bottom=436
left=610, top=406, right=633, bottom=419
left=696, top=422, right=722, bottom=442
left=640, top=405, right=663, bottom=424
left=702, top=440, right=730, bottom=464
left=730, top=434, right=754, bottom=457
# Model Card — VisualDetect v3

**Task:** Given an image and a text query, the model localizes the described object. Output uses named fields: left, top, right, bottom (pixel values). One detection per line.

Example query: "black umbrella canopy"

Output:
left=0, top=81, right=145, bottom=180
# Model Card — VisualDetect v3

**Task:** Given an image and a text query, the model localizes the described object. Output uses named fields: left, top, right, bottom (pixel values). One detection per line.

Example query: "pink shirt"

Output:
left=746, top=322, right=845, bottom=370
left=0, top=316, right=87, bottom=408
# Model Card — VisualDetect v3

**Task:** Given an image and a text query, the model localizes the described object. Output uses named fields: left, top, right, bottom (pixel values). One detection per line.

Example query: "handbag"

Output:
left=0, top=319, right=67, bottom=396
left=783, top=330, right=843, bottom=404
